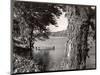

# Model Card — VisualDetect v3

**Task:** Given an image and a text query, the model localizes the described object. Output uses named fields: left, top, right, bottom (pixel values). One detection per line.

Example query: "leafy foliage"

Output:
left=13, top=1, right=62, bottom=52
left=12, top=1, right=62, bottom=73
left=59, top=5, right=96, bottom=69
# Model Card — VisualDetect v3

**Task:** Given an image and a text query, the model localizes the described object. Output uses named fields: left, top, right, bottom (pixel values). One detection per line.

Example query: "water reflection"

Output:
left=34, top=37, right=67, bottom=71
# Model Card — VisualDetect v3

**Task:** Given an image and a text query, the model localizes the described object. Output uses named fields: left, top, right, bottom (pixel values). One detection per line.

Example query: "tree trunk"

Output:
left=28, top=29, right=34, bottom=59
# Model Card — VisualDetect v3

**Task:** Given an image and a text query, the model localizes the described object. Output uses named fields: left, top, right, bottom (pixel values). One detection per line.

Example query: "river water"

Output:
left=34, top=37, right=68, bottom=71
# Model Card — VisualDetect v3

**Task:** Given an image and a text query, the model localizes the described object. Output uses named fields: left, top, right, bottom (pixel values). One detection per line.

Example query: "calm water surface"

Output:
left=34, top=37, right=68, bottom=70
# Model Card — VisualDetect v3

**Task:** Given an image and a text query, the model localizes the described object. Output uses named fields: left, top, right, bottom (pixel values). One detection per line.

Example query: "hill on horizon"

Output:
left=50, top=30, right=67, bottom=37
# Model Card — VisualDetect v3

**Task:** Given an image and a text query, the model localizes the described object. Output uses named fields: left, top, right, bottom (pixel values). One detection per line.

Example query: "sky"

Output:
left=48, top=9, right=68, bottom=32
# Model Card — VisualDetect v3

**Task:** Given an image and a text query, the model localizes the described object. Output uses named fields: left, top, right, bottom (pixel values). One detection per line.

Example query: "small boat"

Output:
left=34, top=46, right=55, bottom=51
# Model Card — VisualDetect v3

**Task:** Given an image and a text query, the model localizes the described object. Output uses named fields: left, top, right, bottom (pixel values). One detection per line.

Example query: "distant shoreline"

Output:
left=49, top=36, right=67, bottom=38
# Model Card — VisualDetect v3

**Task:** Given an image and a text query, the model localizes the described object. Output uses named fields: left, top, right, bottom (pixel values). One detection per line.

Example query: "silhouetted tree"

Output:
left=12, top=1, right=61, bottom=58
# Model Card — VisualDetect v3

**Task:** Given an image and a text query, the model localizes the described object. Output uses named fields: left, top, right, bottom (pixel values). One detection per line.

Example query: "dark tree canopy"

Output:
left=13, top=1, right=62, bottom=48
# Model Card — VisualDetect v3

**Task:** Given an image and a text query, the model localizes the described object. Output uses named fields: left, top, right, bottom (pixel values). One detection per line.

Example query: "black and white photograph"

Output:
left=11, top=0, right=96, bottom=74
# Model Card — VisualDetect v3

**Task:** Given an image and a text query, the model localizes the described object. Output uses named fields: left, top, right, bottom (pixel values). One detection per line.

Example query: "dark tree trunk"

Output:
left=29, top=29, right=34, bottom=59
left=77, top=16, right=91, bottom=69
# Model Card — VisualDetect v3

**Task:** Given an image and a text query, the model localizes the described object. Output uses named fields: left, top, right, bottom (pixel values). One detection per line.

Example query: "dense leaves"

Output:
left=12, top=1, right=62, bottom=73
left=13, top=1, right=62, bottom=51
left=59, top=5, right=96, bottom=69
